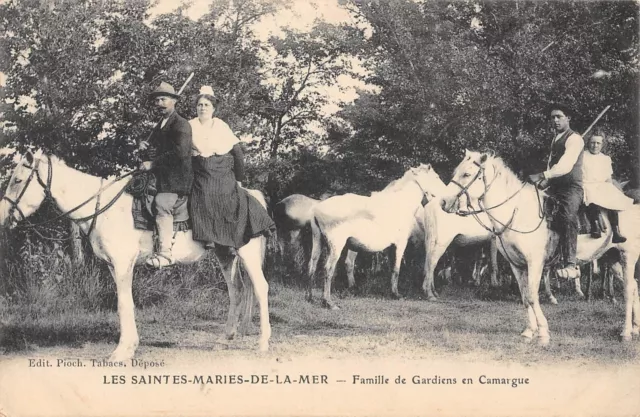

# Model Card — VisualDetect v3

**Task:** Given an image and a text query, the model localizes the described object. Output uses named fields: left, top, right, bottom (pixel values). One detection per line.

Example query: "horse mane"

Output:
left=487, top=155, right=526, bottom=196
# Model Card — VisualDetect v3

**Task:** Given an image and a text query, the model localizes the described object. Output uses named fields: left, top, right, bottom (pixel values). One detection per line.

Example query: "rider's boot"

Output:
left=609, top=210, right=627, bottom=244
left=147, top=212, right=175, bottom=268
left=587, top=204, right=601, bottom=239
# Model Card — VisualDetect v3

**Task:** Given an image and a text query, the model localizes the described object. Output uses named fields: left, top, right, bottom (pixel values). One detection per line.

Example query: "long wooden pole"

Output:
left=581, top=105, right=611, bottom=137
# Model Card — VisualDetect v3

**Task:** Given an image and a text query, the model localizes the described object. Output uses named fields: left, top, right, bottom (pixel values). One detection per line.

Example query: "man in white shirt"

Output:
left=529, top=104, right=584, bottom=280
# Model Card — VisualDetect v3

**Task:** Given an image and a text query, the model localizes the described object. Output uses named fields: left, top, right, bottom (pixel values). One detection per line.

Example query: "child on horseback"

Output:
left=582, top=130, right=633, bottom=242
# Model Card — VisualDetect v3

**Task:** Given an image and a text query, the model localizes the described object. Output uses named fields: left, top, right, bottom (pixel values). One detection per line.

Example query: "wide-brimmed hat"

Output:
left=149, top=82, right=180, bottom=99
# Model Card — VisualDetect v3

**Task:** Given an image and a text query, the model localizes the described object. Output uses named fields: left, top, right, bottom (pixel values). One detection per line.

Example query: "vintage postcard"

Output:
left=1, top=0, right=639, bottom=416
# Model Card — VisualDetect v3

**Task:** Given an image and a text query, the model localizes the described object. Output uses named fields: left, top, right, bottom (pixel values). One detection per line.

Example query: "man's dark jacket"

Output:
left=147, top=111, right=193, bottom=195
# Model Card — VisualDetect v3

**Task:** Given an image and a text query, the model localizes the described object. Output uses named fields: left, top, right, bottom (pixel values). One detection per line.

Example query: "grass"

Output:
left=0, top=236, right=637, bottom=364
left=1, top=271, right=637, bottom=365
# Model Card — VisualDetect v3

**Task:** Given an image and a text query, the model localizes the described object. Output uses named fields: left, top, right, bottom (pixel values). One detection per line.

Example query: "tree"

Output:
left=334, top=0, right=639, bottom=184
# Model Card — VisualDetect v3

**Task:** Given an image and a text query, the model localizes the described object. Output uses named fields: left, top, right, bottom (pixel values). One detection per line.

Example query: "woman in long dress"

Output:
left=582, top=131, right=633, bottom=243
left=189, top=86, right=274, bottom=252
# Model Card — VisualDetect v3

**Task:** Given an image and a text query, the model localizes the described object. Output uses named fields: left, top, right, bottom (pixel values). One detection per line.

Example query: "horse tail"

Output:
left=234, top=254, right=256, bottom=335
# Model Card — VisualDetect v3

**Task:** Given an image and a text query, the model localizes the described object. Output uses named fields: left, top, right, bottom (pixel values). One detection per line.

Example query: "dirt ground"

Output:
left=1, top=285, right=639, bottom=417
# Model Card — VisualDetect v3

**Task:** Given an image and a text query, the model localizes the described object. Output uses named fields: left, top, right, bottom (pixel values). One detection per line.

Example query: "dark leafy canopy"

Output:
left=0, top=0, right=285, bottom=176
left=0, top=0, right=638, bottom=197
left=333, top=0, right=639, bottom=184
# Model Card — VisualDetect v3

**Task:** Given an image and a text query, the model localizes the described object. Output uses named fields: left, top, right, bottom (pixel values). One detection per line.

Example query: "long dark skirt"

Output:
left=190, top=154, right=274, bottom=248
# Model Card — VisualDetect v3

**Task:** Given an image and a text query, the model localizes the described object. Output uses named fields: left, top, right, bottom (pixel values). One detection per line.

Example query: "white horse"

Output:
left=0, top=151, right=272, bottom=360
left=422, top=198, right=584, bottom=304
left=273, top=194, right=360, bottom=288
left=441, top=150, right=640, bottom=344
left=307, top=164, right=446, bottom=309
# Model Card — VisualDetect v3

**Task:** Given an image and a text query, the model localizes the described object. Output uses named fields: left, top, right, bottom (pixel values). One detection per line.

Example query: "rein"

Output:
left=452, top=161, right=546, bottom=233
left=448, top=159, right=549, bottom=268
left=3, top=155, right=138, bottom=237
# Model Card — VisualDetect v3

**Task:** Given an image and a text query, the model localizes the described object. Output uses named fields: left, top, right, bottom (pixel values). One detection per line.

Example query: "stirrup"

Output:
left=146, top=253, right=174, bottom=268
left=556, top=265, right=580, bottom=280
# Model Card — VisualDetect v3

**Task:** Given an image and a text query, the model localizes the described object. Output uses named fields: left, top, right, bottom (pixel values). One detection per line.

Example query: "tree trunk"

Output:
left=69, top=221, right=84, bottom=267
left=489, top=238, right=499, bottom=287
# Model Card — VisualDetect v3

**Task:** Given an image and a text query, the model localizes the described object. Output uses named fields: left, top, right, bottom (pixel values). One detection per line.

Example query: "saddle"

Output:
left=125, top=172, right=190, bottom=232
left=543, top=195, right=607, bottom=236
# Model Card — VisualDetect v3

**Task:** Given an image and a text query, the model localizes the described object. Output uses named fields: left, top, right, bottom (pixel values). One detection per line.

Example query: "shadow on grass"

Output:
left=0, top=320, right=118, bottom=352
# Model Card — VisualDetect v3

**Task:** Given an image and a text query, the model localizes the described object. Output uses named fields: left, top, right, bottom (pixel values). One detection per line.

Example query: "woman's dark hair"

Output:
left=196, top=94, right=218, bottom=106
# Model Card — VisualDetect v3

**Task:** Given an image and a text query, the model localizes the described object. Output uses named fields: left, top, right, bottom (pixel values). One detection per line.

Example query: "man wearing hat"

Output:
left=139, top=82, right=193, bottom=268
left=529, top=104, right=585, bottom=280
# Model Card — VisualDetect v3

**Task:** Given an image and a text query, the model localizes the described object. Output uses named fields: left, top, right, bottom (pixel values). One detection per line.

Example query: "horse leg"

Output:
left=586, top=262, right=593, bottom=301
left=573, top=273, right=585, bottom=299
left=108, top=257, right=139, bottom=361
left=608, top=261, right=621, bottom=305
left=238, top=265, right=256, bottom=337
left=489, top=238, right=499, bottom=287
left=617, top=252, right=640, bottom=342
left=345, top=249, right=357, bottom=289
left=307, top=219, right=322, bottom=302
left=527, top=260, right=550, bottom=346
left=238, top=237, right=271, bottom=351
left=322, top=236, right=346, bottom=310
left=509, top=264, right=537, bottom=340
left=217, top=251, right=243, bottom=341
left=542, top=269, right=558, bottom=305
left=391, top=241, right=408, bottom=299
left=422, top=241, right=448, bottom=301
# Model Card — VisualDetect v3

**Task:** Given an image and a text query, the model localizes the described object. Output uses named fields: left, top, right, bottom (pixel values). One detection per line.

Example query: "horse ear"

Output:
left=24, top=151, right=34, bottom=165
left=480, top=153, right=488, bottom=164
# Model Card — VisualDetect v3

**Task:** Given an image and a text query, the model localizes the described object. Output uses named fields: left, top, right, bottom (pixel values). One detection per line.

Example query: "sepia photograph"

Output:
left=0, top=0, right=639, bottom=416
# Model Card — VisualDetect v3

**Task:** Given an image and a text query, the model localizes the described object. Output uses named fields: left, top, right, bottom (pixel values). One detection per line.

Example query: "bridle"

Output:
left=2, top=154, right=136, bottom=237
left=447, top=159, right=545, bottom=235
left=446, top=158, right=549, bottom=268
left=2, top=156, right=52, bottom=224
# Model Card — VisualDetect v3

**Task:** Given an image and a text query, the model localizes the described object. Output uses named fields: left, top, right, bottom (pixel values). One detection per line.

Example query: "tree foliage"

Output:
left=335, top=0, right=639, bottom=182
left=1, top=0, right=638, bottom=197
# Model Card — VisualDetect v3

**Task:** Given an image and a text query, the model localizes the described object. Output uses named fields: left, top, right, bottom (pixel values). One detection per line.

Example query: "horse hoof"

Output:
left=391, top=293, right=403, bottom=300
left=258, top=340, right=269, bottom=352
left=109, top=347, right=136, bottom=362
left=538, top=336, right=550, bottom=347
left=322, top=300, right=340, bottom=310
left=225, top=332, right=237, bottom=341
left=549, top=297, right=558, bottom=305
left=426, top=295, right=438, bottom=302
left=631, top=326, right=639, bottom=336
left=620, top=334, right=632, bottom=343
left=520, top=329, right=534, bottom=339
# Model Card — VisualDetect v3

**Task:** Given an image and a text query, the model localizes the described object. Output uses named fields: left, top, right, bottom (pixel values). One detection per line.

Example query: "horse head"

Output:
left=441, top=149, right=495, bottom=214
left=0, top=150, right=50, bottom=228
left=409, top=163, right=447, bottom=204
